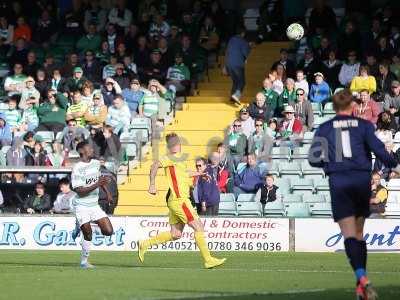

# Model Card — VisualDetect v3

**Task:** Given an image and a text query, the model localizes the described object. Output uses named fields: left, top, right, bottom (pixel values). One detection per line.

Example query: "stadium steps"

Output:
left=115, top=42, right=290, bottom=216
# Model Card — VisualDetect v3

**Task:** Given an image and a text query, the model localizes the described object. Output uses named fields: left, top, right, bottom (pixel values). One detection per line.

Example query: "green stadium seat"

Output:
left=237, top=201, right=262, bottom=216
left=271, top=146, right=291, bottom=160
left=237, top=193, right=259, bottom=202
left=282, top=194, right=302, bottom=203
left=311, top=102, right=322, bottom=116
left=285, top=202, right=310, bottom=217
left=35, top=131, right=55, bottom=143
left=275, top=177, right=291, bottom=194
left=279, top=162, right=302, bottom=179
left=292, top=145, right=311, bottom=160
left=220, top=193, right=235, bottom=203
left=314, top=177, right=329, bottom=191
left=302, top=131, right=315, bottom=144
left=303, top=194, right=326, bottom=203
left=323, top=102, right=335, bottom=116
left=290, top=178, right=314, bottom=192
left=309, top=202, right=332, bottom=217
left=218, top=201, right=237, bottom=216
left=263, top=200, right=285, bottom=216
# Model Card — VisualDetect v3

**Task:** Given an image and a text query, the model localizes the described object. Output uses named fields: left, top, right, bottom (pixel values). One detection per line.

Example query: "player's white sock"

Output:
left=81, top=239, right=91, bottom=264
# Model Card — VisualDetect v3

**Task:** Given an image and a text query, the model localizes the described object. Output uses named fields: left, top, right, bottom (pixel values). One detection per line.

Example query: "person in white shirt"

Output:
left=108, top=0, right=132, bottom=33
left=52, top=178, right=76, bottom=214
left=295, top=70, right=309, bottom=96
left=238, top=107, right=255, bottom=138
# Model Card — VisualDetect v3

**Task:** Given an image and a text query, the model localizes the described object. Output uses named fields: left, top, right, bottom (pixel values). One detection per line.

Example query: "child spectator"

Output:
left=52, top=178, right=76, bottom=214
left=19, top=77, right=40, bottom=110
left=309, top=72, right=331, bottom=104
left=260, top=175, right=280, bottom=214
left=4, top=97, right=21, bottom=133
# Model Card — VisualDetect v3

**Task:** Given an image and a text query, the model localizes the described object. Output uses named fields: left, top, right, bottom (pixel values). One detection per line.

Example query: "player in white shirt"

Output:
left=71, top=141, right=114, bottom=268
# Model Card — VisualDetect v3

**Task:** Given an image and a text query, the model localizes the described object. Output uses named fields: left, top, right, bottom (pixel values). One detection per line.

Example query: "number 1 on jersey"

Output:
left=341, top=130, right=352, bottom=158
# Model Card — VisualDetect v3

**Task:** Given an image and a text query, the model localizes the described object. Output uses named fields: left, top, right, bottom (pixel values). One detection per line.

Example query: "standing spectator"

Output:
left=106, top=94, right=131, bottom=134
left=309, top=72, right=331, bottom=104
left=4, top=63, right=27, bottom=97
left=233, top=154, right=264, bottom=198
left=19, top=77, right=40, bottom=110
left=98, top=158, right=119, bottom=214
left=84, top=93, right=108, bottom=129
left=166, top=52, right=191, bottom=94
left=322, top=50, right=342, bottom=91
left=350, top=65, right=377, bottom=96
left=260, top=175, right=279, bottom=214
left=227, top=119, right=247, bottom=167
left=249, top=92, right=270, bottom=123
left=13, top=16, right=31, bottom=42
left=0, top=113, right=12, bottom=147
left=352, top=90, right=380, bottom=125
left=294, top=70, right=309, bottom=96
left=82, top=50, right=102, bottom=84
left=225, top=27, right=250, bottom=104
left=108, top=0, right=133, bottom=34
left=122, top=78, right=144, bottom=115
left=370, top=171, right=388, bottom=215
left=377, top=63, right=398, bottom=100
left=36, top=90, right=68, bottom=134
left=292, top=88, right=314, bottom=131
left=196, top=157, right=220, bottom=216
left=383, top=80, right=400, bottom=112
left=52, top=178, right=75, bottom=214
left=66, top=90, right=88, bottom=127
left=238, top=107, right=255, bottom=138
left=24, top=182, right=51, bottom=214
left=272, top=49, right=296, bottom=79
left=338, top=50, right=360, bottom=87
left=261, top=78, right=279, bottom=118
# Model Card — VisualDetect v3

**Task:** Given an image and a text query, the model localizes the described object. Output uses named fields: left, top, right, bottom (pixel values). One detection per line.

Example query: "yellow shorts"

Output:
left=167, top=198, right=199, bottom=225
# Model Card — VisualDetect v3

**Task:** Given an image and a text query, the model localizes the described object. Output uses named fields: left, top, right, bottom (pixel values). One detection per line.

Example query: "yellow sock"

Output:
left=194, top=231, right=212, bottom=262
left=144, top=231, right=173, bottom=248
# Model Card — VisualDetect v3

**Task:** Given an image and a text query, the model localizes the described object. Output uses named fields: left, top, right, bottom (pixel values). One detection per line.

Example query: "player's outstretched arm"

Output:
left=149, top=160, right=161, bottom=195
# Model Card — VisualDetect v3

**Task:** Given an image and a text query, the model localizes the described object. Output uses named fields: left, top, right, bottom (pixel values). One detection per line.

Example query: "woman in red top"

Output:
left=352, top=89, right=380, bottom=125
left=14, top=17, right=31, bottom=42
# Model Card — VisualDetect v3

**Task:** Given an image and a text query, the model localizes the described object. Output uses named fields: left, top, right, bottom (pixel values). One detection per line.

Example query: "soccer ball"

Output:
left=286, top=23, right=304, bottom=41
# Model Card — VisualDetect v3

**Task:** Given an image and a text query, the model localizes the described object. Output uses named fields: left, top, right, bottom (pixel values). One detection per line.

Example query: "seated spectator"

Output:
left=0, top=16, right=14, bottom=55
left=338, top=50, right=360, bottom=87
left=4, top=63, right=27, bottom=97
left=268, top=71, right=283, bottom=95
left=265, top=118, right=278, bottom=139
left=352, top=90, right=380, bottom=125
left=45, top=142, right=67, bottom=167
left=166, top=52, right=190, bottom=94
left=66, top=90, right=88, bottom=127
left=122, top=78, right=144, bottom=115
left=294, top=70, right=309, bottom=96
left=217, top=142, right=235, bottom=176
left=84, top=92, right=107, bottom=129
left=65, top=67, right=87, bottom=93
left=390, top=53, right=400, bottom=79
left=101, top=77, right=122, bottom=107
left=148, top=14, right=170, bottom=40
left=158, top=37, right=174, bottom=68
left=96, top=41, right=111, bottom=66
left=227, top=119, right=247, bottom=167
left=122, top=54, right=138, bottom=76
left=19, top=77, right=40, bottom=110
left=375, top=111, right=397, bottom=143
left=102, top=55, right=118, bottom=80
left=350, top=65, right=377, bottom=96
left=248, top=119, right=271, bottom=157
left=76, top=24, right=102, bottom=54
left=10, top=38, right=29, bottom=66
left=25, top=141, right=46, bottom=166
left=106, top=94, right=131, bottom=134
left=277, top=105, right=304, bottom=146
left=383, top=80, right=400, bottom=113
left=376, top=36, right=394, bottom=62
left=365, top=53, right=379, bottom=78
left=34, top=10, right=56, bottom=46
left=278, top=78, right=297, bottom=109
left=370, top=171, right=388, bottom=215
left=209, top=151, right=229, bottom=193
left=84, top=0, right=107, bottom=33
left=112, top=63, right=130, bottom=90
left=337, top=20, right=362, bottom=60
left=309, top=72, right=331, bottom=104
left=61, top=53, right=81, bottom=78
left=35, top=69, right=49, bottom=97
left=82, top=50, right=102, bottom=84
left=24, top=182, right=51, bottom=214
left=0, top=113, right=12, bottom=147
left=322, top=49, right=342, bottom=91
left=261, top=78, right=279, bottom=118
left=377, top=62, right=398, bottom=100
left=374, top=142, right=399, bottom=180
left=249, top=92, right=270, bottom=123
left=134, top=35, right=150, bottom=74
left=297, top=48, right=321, bottom=81
left=52, top=178, right=75, bottom=214
left=100, top=125, right=122, bottom=160
left=233, top=154, right=264, bottom=198
left=98, top=158, right=119, bottom=214
left=238, top=107, right=255, bottom=138
left=80, top=80, right=95, bottom=105
left=25, top=52, right=41, bottom=78
left=108, top=1, right=133, bottom=34
left=195, top=157, right=220, bottom=216
left=59, top=119, right=90, bottom=152
left=6, top=137, right=27, bottom=167
left=198, top=16, right=220, bottom=52
left=19, top=97, right=39, bottom=133
left=36, top=90, right=68, bottom=134
left=49, top=69, right=67, bottom=94
left=292, top=88, right=314, bottom=131
left=272, top=49, right=296, bottom=79
left=43, top=54, right=59, bottom=78
left=4, top=97, right=21, bottom=133
left=116, top=42, right=129, bottom=62
left=260, top=175, right=280, bottom=213
left=14, top=16, right=31, bottom=42
left=142, top=49, right=167, bottom=84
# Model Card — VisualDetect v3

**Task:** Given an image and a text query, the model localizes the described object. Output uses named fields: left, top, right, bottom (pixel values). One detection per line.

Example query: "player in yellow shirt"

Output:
left=138, top=133, right=226, bottom=269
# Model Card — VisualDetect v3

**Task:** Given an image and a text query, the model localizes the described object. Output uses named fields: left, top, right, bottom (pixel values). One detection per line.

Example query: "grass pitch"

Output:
left=0, top=251, right=399, bottom=300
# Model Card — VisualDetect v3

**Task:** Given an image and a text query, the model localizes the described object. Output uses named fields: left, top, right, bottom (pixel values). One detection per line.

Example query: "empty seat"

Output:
left=237, top=193, right=259, bottom=202
left=384, top=203, right=400, bottom=217
left=263, top=200, right=285, bottom=216
left=35, top=131, right=55, bottom=143
left=282, top=194, right=302, bottom=203
left=314, top=177, right=329, bottom=191
left=301, top=160, right=325, bottom=177
left=311, top=102, right=322, bottom=116
left=237, top=202, right=262, bottom=216
left=275, top=177, right=290, bottom=194
left=310, top=202, right=332, bottom=217
left=302, top=131, right=315, bottom=144
left=271, top=146, right=291, bottom=160
left=303, top=194, right=326, bottom=203
left=266, top=161, right=280, bottom=176
left=387, top=179, right=400, bottom=191
left=323, top=102, right=335, bottom=115
left=292, top=145, right=311, bottom=160
left=218, top=202, right=237, bottom=216
left=290, top=178, right=314, bottom=192
left=279, top=162, right=302, bottom=179
left=220, top=193, right=236, bottom=203
left=285, top=202, right=310, bottom=217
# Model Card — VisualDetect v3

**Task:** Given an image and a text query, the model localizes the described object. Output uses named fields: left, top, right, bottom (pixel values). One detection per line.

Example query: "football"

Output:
left=286, top=23, right=304, bottom=41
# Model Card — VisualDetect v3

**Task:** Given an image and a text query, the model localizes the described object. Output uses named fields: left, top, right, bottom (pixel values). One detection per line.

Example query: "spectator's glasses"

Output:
left=196, top=164, right=203, bottom=168
left=297, top=93, right=304, bottom=96
left=255, top=123, right=263, bottom=127
left=233, top=124, right=241, bottom=128
left=93, top=97, right=100, bottom=100
left=241, top=112, right=248, bottom=115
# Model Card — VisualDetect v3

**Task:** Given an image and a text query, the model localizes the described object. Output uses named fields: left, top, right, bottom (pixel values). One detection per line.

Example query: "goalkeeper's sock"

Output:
left=194, top=231, right=212, bottom=262
left=344, top=237, right=366, bottom=282
left=81, top=239, right=91, bottom=265
left=144, top=231, right=173, bottom=248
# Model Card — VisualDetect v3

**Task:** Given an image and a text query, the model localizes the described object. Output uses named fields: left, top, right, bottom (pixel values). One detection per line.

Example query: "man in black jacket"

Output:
left=24, top=182, right=52, bottom=214
left=248, top=92, right=271, bottom=122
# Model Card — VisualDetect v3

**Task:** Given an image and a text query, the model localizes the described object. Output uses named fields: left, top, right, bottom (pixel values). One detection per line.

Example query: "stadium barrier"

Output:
left=0, top=216, right=399, bottom=252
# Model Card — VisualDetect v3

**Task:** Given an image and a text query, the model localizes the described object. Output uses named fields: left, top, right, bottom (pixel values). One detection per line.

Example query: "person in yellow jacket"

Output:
left=84, top=92, right=108, bottom=129
left=350, top=65, right=377, bottom=95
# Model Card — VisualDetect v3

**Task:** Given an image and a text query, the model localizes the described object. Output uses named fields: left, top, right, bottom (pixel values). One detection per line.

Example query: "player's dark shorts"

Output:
left=328, top=171, right=371, bottom=222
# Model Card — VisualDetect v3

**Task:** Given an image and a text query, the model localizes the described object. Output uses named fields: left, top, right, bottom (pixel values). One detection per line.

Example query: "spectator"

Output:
left=292, top=88, right=314, bottom=131
left=6, top=137, right=27, bottom=167
left=338, top=50, right=360, bottom=87
left=352, top=90, right=380, bottom=124
left=65, top=67, right=87, bottom=93
left=24, top=52, right=41, bottom=78
left=225, top=27, right=250, bottom=104
left=4, top=63, right=27, bottom=97
left=36, top=90, right=69, bottom=134
left=61, top=53, right=81, bottom=78
left=13, top=16, right=31, bottom=42
left=277, top=105, right=303, bottom=146
left=322, top=49, right=342, bottom=91
left=98, top=157, right=119, bottom=214
left=309, top=72, right=331, bottom=104
left=166, top=52, right=190, bottom=94
left=268, top=70, right=283, bottom=95
left=52, top=178, right=75, bottom=214
left=265, top=118, right=278, bottom=139
left=248, top=119, right=271, bottom=157
left=106, top=94, right=131, bottom=134
left=249, top=92, right=270, bottom=123
left=3, top=97, right=21, bottom=133
left=0, top=113, right=12, bottom=147
left=34, top=10, right=56, bottom=46
left=297, top=48, right=320, bottom=81
left=260, top=175, right=280, bottom=213
left=308, top=0, right=337, bottom=35
left=337, top=21, right=362, bottom=59
left=134, top=35, right=150, bottom=73
left=25, top=141, right=46, bottom=166
left=76, top=24, right=102, bottom=54
left=227, top=119, right=247, bottom=167
left=142, top=49, right=167, bottom=84
left=233, top=154, right=264, bottom=198
left=82, top=50, right=102, bottom=84
left=45, top=142, right=67, bottom=168
left=122, top=55, right=138, bottom=76
left=376, top=36, right=394, bottom=62
left=24, top=182, right=51, bottom=214
left=19, top=97, right=39, bottom=133
left=122, top=78, right=144, bottom=115
left=272, top=49, right=296, bottom=79
left=373, top=142, right=399, bottom=181
left=149, top=14, right=171, bottom=41
left=84, top=92, right=107, bottom=129
left=370, top=171, right=388, bottom=215
left=19, top=77, right=40, bottom=110
left=9, top=38, right=29, bottom=66
left=365, top=53, right=379, bottom=78
left=158, top=37, right=174, bottom=68
left=217, top=142, right=235, bottom=176
left=98, top=125, right=122, bottom=160
left=112, top=63, right=130, bottom=89
left=261, top=78, right=279, bottom=118
left=35, top=69, right=49, bottom=97
left=377, top=62, right=397, bottom=100
left=350, top=65, right=377, bottom=96
left=108, top=0, right=133, bottom=34
left=390, top=53, right=400, bottom=79
left=96, top=41, right=112, bottom=66
left=209, top=151, right=229, bottom=193
left=238, top=107, right=255, bottom=138
left=66, top=90, right=88, bottom=127
left=278, top=78, right=297, bottom=109
left=83, top=0, right=107, bottom=33
left=198, top=16, right=220, bottom=52
left=80, top=80, right=95, bottom=105
left=59, top=119, right=90, bottom=152
left=101, top=77, right=122, bottom=107
left=49, top=69, right=66, bottom=93
left=43, top=54, right=59, bottom=78
left=375, top=111, right=397, bottom=143
left=0, top=16, right=14, bottom=55
left=383, top=80, right=400, bottom=112
left=294, top=70, right=309, bottom=96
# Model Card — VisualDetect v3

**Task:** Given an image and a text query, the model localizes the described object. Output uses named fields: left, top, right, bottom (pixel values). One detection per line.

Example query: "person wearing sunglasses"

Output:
left=228, top=119, right=247, bottom=167
left=292, top=88, right=314, bottom=131
left=277, top=105, right=303, bottom=147
left=238, top=106, right=255, bottom=138
left=248, top=119, right=272, bottom=158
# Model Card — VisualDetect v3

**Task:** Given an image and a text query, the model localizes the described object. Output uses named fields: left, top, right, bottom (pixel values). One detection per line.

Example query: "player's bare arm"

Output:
left=74, top=176, right=110, bottom=198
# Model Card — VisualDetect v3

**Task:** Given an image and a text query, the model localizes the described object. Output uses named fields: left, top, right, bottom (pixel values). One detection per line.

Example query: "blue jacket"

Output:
left=122, top=89, right=144, bottom=113
left=234, top=166, right=264, bottom=192
left=197, top=166, right=220, bottom=206
left=225, top=35, right=250, bottom=68
left=309, top=81, right=331, bottom=103
left=0, top=113, right=12, bottom=145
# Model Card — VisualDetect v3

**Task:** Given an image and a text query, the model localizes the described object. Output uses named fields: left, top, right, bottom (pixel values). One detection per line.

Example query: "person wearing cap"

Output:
left=112, top=63, right=130, bottom=89
left=84, top=92, right=108, bottom=128
left=166, top=52, right=191, bottom=93
left=143, top=48, right=167, bottom=84
left=66, top=90, right=89, bottom=127
left=278, top=105, right=303, bottom=145
left=352, top=89, right=380, bottom=125
left=101, top=77, right=122, bottom=107
left=338, top=50, right=360, bottom=87
left=291, top=88, right=314, bottom=131
left=102, top=55, right=118, bottom=80
left=122, top=78, right=144, bottom=115
left=227, top=118, right=247, bottom=167
left=4, top=63, right=27, bottom=97
left=297, top=48, right=321, bottom=81
left=309, top=72, right=331, bottom=104
left=272, top=49, right=296, bottom=79
left=19, top=76, right=40, bottom=110
left=36, top=90, right=69, bottom=134
left=350, top=65, right=377, bottom=95
left=383, top=80, right=400, bottom=113
left=238, top=106, right=255, bottom=138
left=64, top=66, right=87, bottom=93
